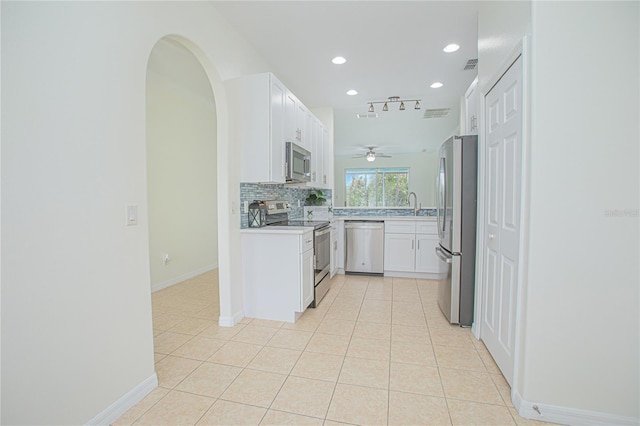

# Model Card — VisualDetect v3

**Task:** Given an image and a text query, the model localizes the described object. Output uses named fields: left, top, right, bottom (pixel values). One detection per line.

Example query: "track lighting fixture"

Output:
left=367, top=96, right=421, bottom=112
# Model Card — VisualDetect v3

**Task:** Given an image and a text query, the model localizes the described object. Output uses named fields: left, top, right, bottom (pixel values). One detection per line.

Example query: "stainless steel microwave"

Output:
left=285, top=141, right=311, bottom=183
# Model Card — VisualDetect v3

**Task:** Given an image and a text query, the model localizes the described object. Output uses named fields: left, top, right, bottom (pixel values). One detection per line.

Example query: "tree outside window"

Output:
left=345, top=168, right=410, bottom=207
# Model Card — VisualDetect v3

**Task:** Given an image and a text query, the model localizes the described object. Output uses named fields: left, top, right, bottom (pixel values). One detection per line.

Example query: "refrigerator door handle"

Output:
left=435, top=246, right=452, bottom=264
left=437, top=157, right=447, bottom=238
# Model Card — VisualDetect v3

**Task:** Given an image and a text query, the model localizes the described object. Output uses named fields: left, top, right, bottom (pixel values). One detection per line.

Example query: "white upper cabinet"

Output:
left=227, top=73, right=286, bottom=183
left=228, top=72, right=332, bottom=188
left=307, top=116, right=325, bottom=188
left=464, top=76, right=479, bottom=135
left=284, top=91, right=298, bottom=146
left=307, top=117, right=334, bottom=190
left=322, top=127, right=333, bottom=188
left=286, top=93, right=312, bottom=151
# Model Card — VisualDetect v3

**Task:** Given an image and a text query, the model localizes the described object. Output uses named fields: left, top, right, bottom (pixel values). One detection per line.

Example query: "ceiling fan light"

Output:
left=399, top=101, right=405, bottom=111
left=366, top=152, right=376, bottom=162
left=383, top=102, right=388, bottom=112
left=414, top=100, right=421, bottom=110
left=369, top=103, right=374, bottom=113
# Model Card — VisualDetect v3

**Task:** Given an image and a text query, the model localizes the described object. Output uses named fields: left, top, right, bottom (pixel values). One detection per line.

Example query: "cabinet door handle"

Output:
left=412, top=240, right=414, bottom=250
left=417, top=240, right=420, bottom=250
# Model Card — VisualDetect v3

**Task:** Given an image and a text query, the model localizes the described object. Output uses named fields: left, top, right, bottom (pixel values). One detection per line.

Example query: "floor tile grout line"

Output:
left=387, top=277, right=396, bottom=425
left=321, top=276, right=367, bottom=424
left=146, top=274, right=520, bottom=425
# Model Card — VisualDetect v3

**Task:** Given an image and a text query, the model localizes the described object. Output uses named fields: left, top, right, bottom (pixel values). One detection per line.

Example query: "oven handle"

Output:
left=314, top=226, right=331, bottom=237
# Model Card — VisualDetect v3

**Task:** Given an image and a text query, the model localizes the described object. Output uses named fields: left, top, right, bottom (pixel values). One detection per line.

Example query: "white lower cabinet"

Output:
left=384, top=220, right=445, bottom=278
left=415, top=233, right=440, bottom=273
left=384, top=233, right=416, bottom=271
left=330, top=220, right=345, bottom=276
left=330, top=221, right=338, bottom=277
left=242, top=230, right=314, bottom=322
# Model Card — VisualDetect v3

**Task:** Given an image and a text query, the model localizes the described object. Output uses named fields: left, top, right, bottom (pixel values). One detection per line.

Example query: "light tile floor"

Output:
left=114, top=271, right=553, bottom=425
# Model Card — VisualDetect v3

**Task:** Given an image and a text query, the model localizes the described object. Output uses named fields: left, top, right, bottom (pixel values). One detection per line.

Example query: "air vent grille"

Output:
left=464, top=58, right=478, bottom=70
left=423, top=108, right=451, bottom=119
left=356, top=113, right=379, bottom=119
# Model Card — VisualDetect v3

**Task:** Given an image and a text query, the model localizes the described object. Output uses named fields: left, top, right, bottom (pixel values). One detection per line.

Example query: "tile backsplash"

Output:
left=240, top=183, right=332, bottom=228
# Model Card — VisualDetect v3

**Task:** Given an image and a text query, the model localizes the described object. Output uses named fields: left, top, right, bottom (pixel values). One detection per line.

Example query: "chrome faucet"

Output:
left=408, top=192, right=418, bottom=216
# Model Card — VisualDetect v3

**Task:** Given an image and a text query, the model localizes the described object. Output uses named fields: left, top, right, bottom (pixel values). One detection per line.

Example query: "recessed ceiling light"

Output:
left=430, top=82, right=444, bottom=89
left=346, top=89, right=358, bottom=96
left=331, top=56, right=347, bottom=65
left=443, top=43, right=460, bottom=53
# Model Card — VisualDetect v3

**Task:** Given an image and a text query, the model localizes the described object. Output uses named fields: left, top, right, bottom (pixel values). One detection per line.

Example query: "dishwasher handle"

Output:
left=344, top=222, right=384, bottom=230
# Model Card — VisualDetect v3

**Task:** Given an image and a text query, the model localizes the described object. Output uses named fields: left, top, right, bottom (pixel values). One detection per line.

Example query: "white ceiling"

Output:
left=212, top=1, right=480, bottom=156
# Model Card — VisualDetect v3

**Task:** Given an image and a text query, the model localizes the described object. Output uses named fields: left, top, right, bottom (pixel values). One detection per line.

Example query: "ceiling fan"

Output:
left=352, top=146, right=392, bottom=162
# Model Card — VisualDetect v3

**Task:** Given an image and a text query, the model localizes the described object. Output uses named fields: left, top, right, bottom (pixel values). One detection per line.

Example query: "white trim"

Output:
left=150, top=263, right=217, bottom=293
left=511, top=34, right=532, bottom=403
left=218, top=309, right=243, bottom=327
left=85, top=373, right=157, bottom=426
left=513, top=390, right=639, bottom=426
left=473, top=37, right=529, bottom=385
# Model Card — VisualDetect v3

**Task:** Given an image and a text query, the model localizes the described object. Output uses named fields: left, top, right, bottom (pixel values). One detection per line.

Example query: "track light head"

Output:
left=367, top=96, right=422, bottom=112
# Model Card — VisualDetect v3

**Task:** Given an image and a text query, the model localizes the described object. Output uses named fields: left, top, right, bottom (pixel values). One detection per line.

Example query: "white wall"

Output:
left=524, top=1, right=639, bottom=419
left=333, top=152, right=438, bottom=208
left=1, top=2, right=269, bottom=423
left=477, top=1, right=531, bottom=91
left=478, top=0, right=639, bottom=421
left=146, top=39, right=218, bottom=290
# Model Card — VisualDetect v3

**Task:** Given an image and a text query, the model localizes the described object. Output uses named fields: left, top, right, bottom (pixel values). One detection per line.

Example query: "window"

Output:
left=345, top=167, right=410, bottom=207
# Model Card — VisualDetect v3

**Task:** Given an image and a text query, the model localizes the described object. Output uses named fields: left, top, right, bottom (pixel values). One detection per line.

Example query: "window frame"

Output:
left=344, top=167, right=411, bottom=207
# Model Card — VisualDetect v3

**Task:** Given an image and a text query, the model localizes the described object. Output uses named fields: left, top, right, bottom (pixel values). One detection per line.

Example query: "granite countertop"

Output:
left=332, top=216, right=437, bottom=222
left=240, top=226, right=313, bottom=234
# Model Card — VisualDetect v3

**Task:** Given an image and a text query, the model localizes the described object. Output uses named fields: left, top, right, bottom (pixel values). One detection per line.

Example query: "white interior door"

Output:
left=481, top=55, right=523, bottom=385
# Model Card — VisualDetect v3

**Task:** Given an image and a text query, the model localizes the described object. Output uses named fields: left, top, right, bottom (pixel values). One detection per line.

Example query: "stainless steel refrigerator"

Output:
left=435, top=135, right=478, bottom=326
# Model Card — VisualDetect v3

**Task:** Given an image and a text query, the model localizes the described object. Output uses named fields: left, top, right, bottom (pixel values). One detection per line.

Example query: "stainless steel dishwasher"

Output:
left=345, top=221, right=384, bottom=275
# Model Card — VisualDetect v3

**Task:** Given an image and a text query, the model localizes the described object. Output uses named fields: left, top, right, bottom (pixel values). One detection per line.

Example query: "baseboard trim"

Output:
left=383, top=270, right=446, bottom=280
left=151, top=264, right=218, bottom=293
left=218, top=310, right=244, bottom=327
left=513, top=389, right=639, bottom=426
left=85, top=373, right=158, bottom=426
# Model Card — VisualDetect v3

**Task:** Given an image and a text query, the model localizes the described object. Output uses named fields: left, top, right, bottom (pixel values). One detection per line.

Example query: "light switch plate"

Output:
left=126, top=205, right=138, bottom=226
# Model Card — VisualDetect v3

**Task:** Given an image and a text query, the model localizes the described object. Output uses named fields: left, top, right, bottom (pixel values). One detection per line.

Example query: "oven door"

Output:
left=314, top=225, right=331, bottom=285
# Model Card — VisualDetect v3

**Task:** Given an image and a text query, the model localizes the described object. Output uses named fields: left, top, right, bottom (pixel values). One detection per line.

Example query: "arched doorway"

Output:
left=145, top=36, right=221, bottom=333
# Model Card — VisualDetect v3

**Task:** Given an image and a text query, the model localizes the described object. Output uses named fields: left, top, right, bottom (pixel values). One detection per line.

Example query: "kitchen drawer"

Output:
left=300, top=231, right=314, bottom=253
left=416, top=221, right=437, bottom=235
left=385, top=220, right=416, bottom=234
